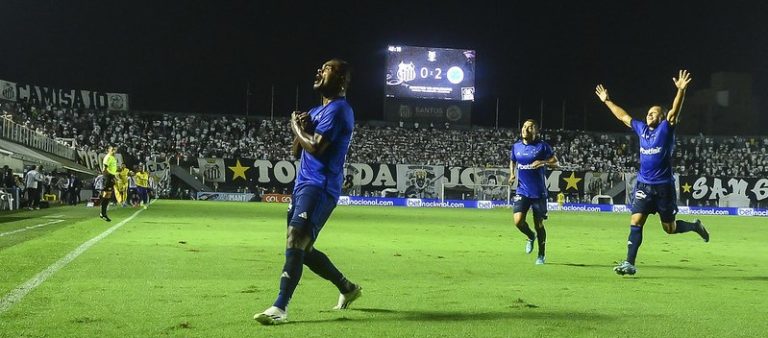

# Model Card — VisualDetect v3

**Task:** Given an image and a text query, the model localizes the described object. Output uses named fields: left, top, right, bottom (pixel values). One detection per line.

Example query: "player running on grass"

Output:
left=595, top=70, right=709, bottom=276
left=508, top=119, right=559, bottom=265
left=255, top=58, right=361, bottom=325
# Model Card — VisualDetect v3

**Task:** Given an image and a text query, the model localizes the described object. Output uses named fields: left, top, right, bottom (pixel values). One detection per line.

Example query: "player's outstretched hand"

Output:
left=673, top=70, right=692, bottom=90
left=595, top=84, right=610, bottom=103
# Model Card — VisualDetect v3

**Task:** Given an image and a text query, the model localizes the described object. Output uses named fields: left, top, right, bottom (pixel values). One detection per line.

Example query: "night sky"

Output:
left=1, top=1, right=766, bottom=132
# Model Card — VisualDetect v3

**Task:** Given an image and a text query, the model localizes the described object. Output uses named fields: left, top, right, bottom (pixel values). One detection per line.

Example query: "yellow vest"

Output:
left=103, top=155, right=118, bottom=175
left=135, top=172, right=149, bottom=187
left=118, top=168, right=130, bottom=185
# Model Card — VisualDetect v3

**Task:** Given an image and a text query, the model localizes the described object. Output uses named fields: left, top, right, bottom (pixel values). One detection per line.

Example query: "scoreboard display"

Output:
left=385, top=45, right=476, bottom=101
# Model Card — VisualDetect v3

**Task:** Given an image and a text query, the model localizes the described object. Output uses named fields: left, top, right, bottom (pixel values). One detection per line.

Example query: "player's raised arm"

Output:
left=667, top=69, right=692, bottom=126
left=596, top=84, right=632, bottom=128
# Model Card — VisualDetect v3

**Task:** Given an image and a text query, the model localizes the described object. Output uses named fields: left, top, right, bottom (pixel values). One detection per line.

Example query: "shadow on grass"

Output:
left=638, top=275, right=768, bottom=281
left=644, top=265, right=703, bottom=272
left=554, top=263, right=706, bottom=272
left=289, top=307, right=612, bottom=325
left=551, top=262, right=615, bottom=268
left=0, top=216, right=32, bottom=224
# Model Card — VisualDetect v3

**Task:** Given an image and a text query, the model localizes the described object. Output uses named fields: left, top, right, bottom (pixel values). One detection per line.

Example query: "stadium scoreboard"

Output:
left=385, top=45, right=476, bottom=101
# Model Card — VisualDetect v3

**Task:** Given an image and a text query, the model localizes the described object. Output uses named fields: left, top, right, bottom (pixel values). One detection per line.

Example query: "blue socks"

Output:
left=304, top=249, right=350, bottom=293
left=674, top=220, right=696, bottom=233
left=273, top=248, right=305, bottom=310
left=627, top=225, right=643, bottom=265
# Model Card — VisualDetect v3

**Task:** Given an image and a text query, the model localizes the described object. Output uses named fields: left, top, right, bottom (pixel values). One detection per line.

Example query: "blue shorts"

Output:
left=513, top=195, right=548, bottom=221
left=630, top=182, right=678, bottom=222
left=287, top=185, right=337, bottom=240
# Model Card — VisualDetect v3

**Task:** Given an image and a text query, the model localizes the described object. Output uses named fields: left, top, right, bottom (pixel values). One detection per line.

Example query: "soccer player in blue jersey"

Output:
left=255, top=59, right=361, bottom=325
left=509, top=119, right=559, bottom=265
left=596, top=70, right=709, bottom=276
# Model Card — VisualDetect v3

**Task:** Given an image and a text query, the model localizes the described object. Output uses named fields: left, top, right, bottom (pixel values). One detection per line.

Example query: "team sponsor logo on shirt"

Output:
left=517, top=163, right=536, bottom=170
left=639, top=147, right=662, bottom=155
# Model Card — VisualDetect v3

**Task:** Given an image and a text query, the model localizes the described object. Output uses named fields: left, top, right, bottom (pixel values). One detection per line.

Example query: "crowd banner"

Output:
left=679, top=175, right=768, bottom=207
left=197, top=158, right=227, bottom=183
left=0, top=78, right=130, bottom=111
left=396, top=164, right=444, bottom=199
left=146, top=159, right=171, bottom=193
left=76, top=150, right=125, bottom=172
left=199, top=158, right=767, bottom=208
left=214, top=159, right=591, bottom=196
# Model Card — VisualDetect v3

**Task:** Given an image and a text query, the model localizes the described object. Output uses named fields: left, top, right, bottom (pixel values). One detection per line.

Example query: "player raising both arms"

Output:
left=596, top=70, right=709, bottom=276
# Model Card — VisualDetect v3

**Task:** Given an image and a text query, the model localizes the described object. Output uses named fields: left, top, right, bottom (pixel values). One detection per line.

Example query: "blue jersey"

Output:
left=631, top=119, right=674, bottom=184
left=294, top=98, right=355, bottom=200
left=510, top=139, right=554, bottom=199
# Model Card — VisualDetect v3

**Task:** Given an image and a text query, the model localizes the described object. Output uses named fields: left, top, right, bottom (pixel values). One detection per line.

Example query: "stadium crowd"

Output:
left=2, top=101, right=767, bottom=178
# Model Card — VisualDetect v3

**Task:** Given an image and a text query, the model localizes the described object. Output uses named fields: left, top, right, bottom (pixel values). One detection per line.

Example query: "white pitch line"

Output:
left=0, top=207, right=146, bottom=315
left=0, top=220, right=65, bottom=237
left=42, top=215, right=65, bottom=219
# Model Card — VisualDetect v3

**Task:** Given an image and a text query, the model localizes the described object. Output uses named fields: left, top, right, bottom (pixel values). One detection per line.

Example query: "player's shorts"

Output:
left=630, top=181, right=678, bottom=222
left=103, top=174, right=115, bottom=192
left=287, top=185, right=337, bottom=240
left=513, top=195, right=548, bottom=221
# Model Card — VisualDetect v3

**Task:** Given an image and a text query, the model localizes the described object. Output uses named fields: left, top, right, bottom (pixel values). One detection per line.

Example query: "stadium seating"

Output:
left=2, top=101, right=766, bottom=178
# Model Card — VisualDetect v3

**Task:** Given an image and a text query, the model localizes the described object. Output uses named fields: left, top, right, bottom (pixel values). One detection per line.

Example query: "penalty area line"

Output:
left=0, top=207, right=147, bottom=316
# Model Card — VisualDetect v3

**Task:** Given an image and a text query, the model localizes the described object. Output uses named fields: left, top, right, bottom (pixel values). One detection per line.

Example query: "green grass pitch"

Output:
left=1, top=200, right=766, bottom=337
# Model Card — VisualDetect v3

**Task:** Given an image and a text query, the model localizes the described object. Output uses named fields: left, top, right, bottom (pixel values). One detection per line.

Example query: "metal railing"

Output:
left=1, top=117, right=76, bottom=160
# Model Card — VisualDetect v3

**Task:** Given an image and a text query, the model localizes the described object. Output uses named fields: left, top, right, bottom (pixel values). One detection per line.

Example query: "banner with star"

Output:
left=220, top=158, right=298, bottom=193
left=679, top=175, right=768, bottom=206
left=208, top=159, right=605, bottom=200
left=557, top=171, right=585, bottom=193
